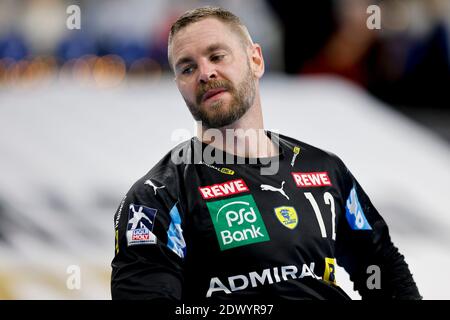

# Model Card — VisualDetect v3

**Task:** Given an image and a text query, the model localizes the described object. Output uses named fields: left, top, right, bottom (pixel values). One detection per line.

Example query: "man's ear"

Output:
left=249, top=43, right=265, bottom=78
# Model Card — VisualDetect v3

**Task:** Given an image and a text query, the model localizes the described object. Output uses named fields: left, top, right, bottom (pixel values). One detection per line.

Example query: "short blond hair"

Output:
left=167, top=6, right=253, bottom=69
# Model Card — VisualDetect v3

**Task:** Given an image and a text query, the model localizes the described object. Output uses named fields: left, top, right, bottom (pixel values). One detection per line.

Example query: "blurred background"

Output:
left=0, top=0, right=449, bottom=299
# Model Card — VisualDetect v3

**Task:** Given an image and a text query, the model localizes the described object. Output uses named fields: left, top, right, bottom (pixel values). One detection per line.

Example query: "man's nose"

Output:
left=198, top=61, right=217, bottom=83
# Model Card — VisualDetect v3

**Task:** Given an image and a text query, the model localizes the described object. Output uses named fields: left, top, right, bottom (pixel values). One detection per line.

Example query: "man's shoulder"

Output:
left=128, top=138, right=194, bottom=196
left=276, top=132, right=342, bottom=162
left=276, top=132, right=351, bottom=187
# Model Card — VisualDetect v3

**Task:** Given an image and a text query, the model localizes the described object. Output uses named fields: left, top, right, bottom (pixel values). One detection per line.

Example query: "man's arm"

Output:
left=334, top=160, right=421, bottom=299
left=111, top=172, right=186, bottom=300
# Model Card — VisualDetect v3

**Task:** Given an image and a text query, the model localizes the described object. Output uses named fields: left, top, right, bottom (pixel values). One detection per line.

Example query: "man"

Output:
left=111, top=6, right=421, bottom=301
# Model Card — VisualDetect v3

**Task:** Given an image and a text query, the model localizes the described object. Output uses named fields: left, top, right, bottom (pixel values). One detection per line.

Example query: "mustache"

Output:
left=196, top=80, right=234, bottom=104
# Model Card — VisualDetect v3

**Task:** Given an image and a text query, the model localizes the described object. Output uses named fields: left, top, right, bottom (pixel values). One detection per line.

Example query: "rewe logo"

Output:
left=199, top=179, right=248, bottom=200
left=291, top=172, right=332, bottom=187
left=206, top=195, right=269, bottom=251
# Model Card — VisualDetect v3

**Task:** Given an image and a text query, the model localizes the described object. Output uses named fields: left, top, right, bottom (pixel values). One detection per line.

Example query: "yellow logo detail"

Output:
left=323, top=257, right=337, bottom=285
left=274, top=206, right=298, bottom=230
left=115, top=230, right=119, bottom=254
left=293, top=146, right=301, bottom=155
left=220, top=167, right=235, bottom=175
left=202, top=161, right=235, bottom=175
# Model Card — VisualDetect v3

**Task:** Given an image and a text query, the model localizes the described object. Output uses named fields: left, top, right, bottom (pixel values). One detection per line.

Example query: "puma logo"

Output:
left=144, top=179, right=165, bottom=195
left=260, top=181, right=290, bottom=200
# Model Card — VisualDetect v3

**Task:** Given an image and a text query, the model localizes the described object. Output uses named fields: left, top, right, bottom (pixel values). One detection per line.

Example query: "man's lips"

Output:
left=202, top=88, right=227, bottom=102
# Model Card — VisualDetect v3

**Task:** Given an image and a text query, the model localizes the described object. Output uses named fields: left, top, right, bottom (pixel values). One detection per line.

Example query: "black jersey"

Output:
left=111, top=132, right=421, bottom=301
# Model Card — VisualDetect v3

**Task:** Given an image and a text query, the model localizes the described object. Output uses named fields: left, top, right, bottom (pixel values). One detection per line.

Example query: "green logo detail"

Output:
left=206, top=194, right=270, bottom=251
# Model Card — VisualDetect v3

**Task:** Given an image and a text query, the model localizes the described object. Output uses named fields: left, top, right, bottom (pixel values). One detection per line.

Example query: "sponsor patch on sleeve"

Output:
left=345, top=187, right=372, bottom=230
left=167, top=203, right=186, bottom=259
left=127, top=204, right=158, bottom=246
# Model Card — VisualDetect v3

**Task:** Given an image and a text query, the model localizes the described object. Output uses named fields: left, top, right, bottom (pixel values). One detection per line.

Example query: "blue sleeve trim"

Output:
left=167, top=202, right=187, bottom=259
left=345, top=186, right=372, bottom=230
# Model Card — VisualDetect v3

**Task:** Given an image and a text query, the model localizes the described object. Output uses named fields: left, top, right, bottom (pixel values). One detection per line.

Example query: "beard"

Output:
left=183, top=61, right=256, bottom=129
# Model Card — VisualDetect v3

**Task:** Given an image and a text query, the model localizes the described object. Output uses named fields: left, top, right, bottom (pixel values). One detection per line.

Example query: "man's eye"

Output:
left=182, top=66, right=194, bottom=75
left=211, top=55, right=225, bottom=62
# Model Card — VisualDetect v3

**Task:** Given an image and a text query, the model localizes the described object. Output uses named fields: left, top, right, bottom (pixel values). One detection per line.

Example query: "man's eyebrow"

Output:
left=175, top=57, right=194, bottom=71
left=203, top=43, right=231, bottom=54
left=175, top=43, right=231, bottom=71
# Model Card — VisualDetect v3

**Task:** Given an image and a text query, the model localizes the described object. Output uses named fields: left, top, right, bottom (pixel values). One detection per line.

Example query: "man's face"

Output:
left=170, top=18, right=257, bottom=129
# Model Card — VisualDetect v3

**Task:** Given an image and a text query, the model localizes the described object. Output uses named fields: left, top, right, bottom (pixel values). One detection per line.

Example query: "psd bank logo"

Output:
left=127, top=204, right=157, bottom=246
left=206, top=194, right=270, bottom=251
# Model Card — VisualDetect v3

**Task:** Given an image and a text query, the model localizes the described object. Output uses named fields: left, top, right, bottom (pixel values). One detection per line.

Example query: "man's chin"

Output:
left=203, top=121, right=234, bottom=129
left=200, top=101, right=228, bottom=117
left=200, top=112, right=237, bottom=129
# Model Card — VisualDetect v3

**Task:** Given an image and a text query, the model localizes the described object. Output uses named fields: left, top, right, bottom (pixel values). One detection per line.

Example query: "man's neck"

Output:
left=196, top=100, right=279, bottom=158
